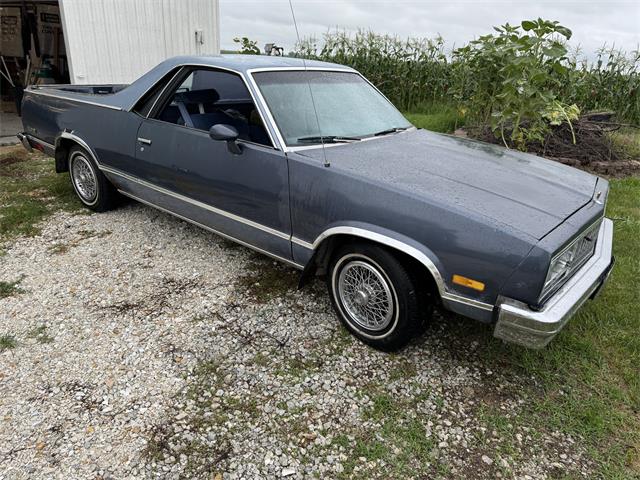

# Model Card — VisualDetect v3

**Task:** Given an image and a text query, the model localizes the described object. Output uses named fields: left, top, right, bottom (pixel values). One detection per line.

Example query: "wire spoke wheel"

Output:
left=71, top=154, right=98, bottom=203
left=337, top=260, right=394, bottom=331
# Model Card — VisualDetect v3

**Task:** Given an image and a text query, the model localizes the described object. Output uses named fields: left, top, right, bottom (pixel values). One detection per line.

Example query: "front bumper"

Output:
left=494, top=218, right=614, bottom=349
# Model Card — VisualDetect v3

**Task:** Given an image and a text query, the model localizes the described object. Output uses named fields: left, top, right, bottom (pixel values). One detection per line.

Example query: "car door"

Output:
left=123, top=67, right=292, bottom=261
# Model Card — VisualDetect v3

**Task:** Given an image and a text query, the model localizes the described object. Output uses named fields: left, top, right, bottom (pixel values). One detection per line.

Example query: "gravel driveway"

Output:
left=0, top=202, right=594, bottom=479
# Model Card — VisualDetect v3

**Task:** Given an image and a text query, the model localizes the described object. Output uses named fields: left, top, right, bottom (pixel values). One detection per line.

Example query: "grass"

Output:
left=404, top=102, right=463, bottom=134
left=335, top=387, right=441, bottom=478
left=47, top=229, right=112, bottom=255
left=234, top=255, right=299, bottom=303
left=475, top=176, right=640, bottom=478
left=0, top=146, right=84, bottom=243
left=611, top=127, right=640, bottom=159
left=387, top=355, right=418, bottom=381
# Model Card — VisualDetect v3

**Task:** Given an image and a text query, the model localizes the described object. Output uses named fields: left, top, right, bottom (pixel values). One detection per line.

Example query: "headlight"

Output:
left=544, top=244, right=579, bottom=290
left=541, top=219, right=602, bottom=301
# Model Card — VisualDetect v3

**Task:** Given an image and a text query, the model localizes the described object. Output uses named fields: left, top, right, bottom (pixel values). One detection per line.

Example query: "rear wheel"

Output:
left=327, top=242, right=427, bottom=351
left=68, top=146, right=117, bottom=212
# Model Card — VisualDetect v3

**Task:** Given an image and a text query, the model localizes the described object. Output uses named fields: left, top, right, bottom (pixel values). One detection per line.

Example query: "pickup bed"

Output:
left=19, top=82, right=138, bottom=157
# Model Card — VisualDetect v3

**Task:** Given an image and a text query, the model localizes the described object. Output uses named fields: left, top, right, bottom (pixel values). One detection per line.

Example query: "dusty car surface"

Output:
left=18, top=55, right=614, bottom=350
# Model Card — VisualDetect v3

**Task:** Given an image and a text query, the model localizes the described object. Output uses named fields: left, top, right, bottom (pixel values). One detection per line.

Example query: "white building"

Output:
left=59, top=0, right=220, bottom=84
left=0, top=0, right=220, bottom=88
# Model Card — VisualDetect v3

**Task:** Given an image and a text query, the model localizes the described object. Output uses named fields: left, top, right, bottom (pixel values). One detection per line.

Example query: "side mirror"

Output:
left=209, top=124, right=242, bottom=154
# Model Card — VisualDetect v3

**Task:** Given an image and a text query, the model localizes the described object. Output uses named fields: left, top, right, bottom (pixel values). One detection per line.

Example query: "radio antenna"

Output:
left=288, top=0, right=330, bottom=167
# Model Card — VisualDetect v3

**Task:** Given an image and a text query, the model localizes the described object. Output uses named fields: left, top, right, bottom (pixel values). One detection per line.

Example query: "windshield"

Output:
left=252, top=70, right=411, bottom=147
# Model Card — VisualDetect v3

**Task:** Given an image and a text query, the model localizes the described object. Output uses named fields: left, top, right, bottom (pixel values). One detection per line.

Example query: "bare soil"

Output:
left=465, top=113, right=640, bottom=177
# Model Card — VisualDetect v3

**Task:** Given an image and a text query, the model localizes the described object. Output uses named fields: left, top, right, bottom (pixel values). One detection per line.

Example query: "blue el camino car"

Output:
left=18, top=55, right=614, bottom=350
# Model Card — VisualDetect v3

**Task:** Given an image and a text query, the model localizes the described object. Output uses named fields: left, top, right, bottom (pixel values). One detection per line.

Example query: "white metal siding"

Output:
left=59, top=0, right=219, bottom=84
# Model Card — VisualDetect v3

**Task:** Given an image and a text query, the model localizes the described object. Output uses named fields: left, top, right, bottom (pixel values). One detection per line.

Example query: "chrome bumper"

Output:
left=17, top=132, right=33, bottom=152
left=494, top=218, right=614, bottom=349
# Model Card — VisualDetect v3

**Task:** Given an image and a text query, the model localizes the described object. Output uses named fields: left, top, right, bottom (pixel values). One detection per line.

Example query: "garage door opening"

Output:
left=1, top=1, right=67, bottom=116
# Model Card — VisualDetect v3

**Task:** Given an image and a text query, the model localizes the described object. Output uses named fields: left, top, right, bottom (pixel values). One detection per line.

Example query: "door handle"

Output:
left=137, top=137, right=152, bottom=145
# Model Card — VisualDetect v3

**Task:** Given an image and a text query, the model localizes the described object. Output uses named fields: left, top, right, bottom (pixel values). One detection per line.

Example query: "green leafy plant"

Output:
left=233, top=36, right=261, bottom=55
left=543, top=101, right=580, bottom=143
left=451, top=19, right=580, bottom=149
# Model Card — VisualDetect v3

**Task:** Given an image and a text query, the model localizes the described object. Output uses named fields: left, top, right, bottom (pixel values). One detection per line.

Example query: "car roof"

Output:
left=123, top=54, right=359, bottom=113
left=160, top=54, right=355, bottom=73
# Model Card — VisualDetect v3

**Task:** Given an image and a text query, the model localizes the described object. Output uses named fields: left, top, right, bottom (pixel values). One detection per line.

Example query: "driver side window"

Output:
left=154, top=68, right=272, bottom=147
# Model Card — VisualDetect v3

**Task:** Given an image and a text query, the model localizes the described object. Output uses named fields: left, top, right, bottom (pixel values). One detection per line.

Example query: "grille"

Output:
left=568, top=220, right=601, bottom=273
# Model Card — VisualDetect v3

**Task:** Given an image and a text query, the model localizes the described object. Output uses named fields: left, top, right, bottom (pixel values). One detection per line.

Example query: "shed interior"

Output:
left=0, top=0, right=68, bottom=114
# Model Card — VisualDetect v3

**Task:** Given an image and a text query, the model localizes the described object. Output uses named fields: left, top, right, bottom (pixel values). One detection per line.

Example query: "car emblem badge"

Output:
left=594, top=191, right=603, bottom=204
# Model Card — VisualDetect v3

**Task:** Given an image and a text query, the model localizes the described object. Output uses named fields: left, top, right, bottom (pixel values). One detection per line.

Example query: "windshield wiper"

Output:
left=297, top=135, right=361, bottom=144
left=373, top=127, right=409, bottom=137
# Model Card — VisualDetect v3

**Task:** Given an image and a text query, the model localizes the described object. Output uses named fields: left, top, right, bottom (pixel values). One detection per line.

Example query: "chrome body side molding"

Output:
left=441, top=292, right=495, bottom=312
left=100, top=165, right=291, bottom=241
left=19, top=133, right=55, bottom=155
left=53, top=132, right=295, bottom=262
left=17, top=132, right=33, bottom=152
left=118, top=190, right=303, bottom=270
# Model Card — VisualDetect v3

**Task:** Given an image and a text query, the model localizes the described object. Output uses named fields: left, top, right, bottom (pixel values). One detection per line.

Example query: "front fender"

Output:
left=294, top=221, right=496, bottom=322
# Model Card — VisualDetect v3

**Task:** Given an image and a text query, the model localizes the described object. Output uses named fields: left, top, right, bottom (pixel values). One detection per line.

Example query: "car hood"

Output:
left=299, top=129, right=597, bottom=239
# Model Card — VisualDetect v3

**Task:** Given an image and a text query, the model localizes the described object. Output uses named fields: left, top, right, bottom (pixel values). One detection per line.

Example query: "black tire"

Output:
left=327, top=242, right=426, bottom=351
left=68, top=146, right=117, bottom=212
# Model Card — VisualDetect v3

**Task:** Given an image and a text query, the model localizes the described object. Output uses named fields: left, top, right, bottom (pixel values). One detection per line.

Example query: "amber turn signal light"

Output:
left=452, top=274, right=485, bottom=291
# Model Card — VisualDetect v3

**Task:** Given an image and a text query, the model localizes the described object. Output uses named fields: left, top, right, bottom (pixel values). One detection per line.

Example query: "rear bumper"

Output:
left=17, top=132, right=55, bottom=156
left=17, top=132, right=33, bottom=152
left=494, top=218, right=614, bottom=349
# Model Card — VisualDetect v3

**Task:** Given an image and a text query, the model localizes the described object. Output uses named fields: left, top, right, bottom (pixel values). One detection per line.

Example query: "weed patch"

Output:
left=0, top=335, right=17, bottom=352
left=234, top=257, right=298, bottom=303
left=27, top=325, right=54, bottom=344
left=48, top=229, right=112, bottom=255
left=0, top=277, right=24, bottom=299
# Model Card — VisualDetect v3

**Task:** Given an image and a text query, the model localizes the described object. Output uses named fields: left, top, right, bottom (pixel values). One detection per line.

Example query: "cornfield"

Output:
left=563, top=46, right=640, bottom=124
left=295, top=31, right=452, bottom=112
left=294, top=28, right=640, bottom=126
